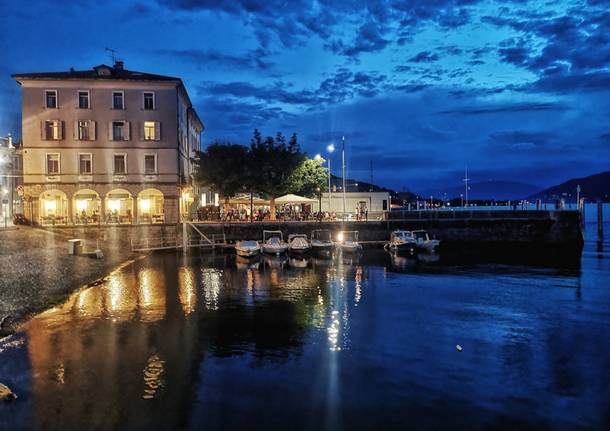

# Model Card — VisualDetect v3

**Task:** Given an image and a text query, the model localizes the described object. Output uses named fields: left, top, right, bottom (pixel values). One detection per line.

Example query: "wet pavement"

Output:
left=0, top=217, right=609, bottom=430
left=0, top=227, right=134, bottom=333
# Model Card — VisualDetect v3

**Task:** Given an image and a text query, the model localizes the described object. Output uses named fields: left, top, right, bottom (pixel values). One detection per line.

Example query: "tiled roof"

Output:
left=12, top=64, right=181, bottom=82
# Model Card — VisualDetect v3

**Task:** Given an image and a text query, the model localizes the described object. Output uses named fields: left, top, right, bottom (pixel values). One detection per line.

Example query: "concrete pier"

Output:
left=190, top=210, right=583, bottom=248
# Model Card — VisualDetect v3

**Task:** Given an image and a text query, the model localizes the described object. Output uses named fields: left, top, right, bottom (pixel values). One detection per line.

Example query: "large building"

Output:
left=12, top=61, right=203, bottom=226
left=0, top=134, right=22, bottom=223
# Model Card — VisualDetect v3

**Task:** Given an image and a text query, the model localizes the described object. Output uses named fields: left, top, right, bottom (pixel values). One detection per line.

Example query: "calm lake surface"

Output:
left=1, top=213, right=609, bottom=430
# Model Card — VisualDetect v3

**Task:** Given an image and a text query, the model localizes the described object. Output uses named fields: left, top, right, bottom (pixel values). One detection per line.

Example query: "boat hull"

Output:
left=262, top=245, right=289, bottom=255
left=235, top=247, right=260, bottom=257
left=338, top=243, right=362, bottom=253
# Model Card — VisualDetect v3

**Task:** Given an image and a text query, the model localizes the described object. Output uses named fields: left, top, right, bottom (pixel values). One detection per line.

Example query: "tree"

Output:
left=249, top=130, right=304, bottom=220
left=193, top=142, right=250, bottom=211
left=288, top=157, right=329, bottom=198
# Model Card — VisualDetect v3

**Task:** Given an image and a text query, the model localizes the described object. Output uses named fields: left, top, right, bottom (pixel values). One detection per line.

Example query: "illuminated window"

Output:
left=143, top=92, right=155, bottom=110
left=112, top=91, right=124, bottom=109
left=45, top=90, right=57, bottom=108
left=113, top=154, right=126, bottom=175
left=78, top=91, right=89, bottom=109
left=46, top=154, right=59, bottom=174
left=144, top=154, right=157, bottom=174
left=144, top=121, right=158, bottom=140
left=79, top=154, right=92, bottom=174
left=44, top=120, right=61, bottom=140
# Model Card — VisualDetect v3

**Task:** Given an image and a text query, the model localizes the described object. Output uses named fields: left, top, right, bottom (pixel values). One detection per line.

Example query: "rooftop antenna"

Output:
left=105, top=47, right=118, bottom=64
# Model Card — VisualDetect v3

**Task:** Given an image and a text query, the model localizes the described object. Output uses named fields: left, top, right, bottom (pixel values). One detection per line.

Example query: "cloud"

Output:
left=199, top=69, right=388, bottom=108
left=438, top=102, right=569, bottom=115
left=156, top=48, right=274, bottom=71
left=327, top=21, right=390, bottom=57
left=488, top=131, right=556, bottom=149
left=408, top=51, right=439, bottom=63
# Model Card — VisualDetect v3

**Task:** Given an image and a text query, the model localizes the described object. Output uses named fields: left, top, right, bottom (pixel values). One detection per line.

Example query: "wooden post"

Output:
left=598, top=201, right=603, bottom=237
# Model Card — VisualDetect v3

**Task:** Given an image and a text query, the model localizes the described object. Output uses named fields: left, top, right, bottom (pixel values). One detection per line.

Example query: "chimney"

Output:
left=7, top=133, right=13, bottom=149
left=114, top=60, right=124, bottom=71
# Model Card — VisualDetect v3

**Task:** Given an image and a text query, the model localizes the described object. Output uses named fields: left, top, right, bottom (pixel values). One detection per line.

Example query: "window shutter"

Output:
left=60, top=121, right=65, bottom=140
left=91, top=121, right=96, bottom=140
left=108, top=122, right=113, bottom=141
left=138, top=122, right=144, bottom=141
left=41, top=121, right=46, bottom=140
left=125, top=121, right=130, bottom=141
left=155, top=122, right=161, bottom=141
left=73, top=121, right=79, bottom=140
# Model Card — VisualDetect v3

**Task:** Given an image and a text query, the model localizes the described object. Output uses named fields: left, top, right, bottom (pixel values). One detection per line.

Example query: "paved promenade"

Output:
left=0, top=226, right=134, bottom=335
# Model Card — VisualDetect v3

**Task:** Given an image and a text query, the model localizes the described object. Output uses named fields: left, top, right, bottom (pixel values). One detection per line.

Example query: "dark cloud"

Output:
left=199, top=69, right=388, bottom=108
left=156, top=48, right=274, bottom=71
left=488, top=131, right=556, bottom=150
left=408, top=51, right=439, bottom=63
left=327, top=21, right=390, bottom=57
left=438, top=102, right=569, bottom=115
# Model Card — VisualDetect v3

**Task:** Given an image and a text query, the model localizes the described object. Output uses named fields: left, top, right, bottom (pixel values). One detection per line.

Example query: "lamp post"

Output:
left=317, top=187, right=322, bottom=219
left=326, top=144, right=334, bottom=214
left=341, top=136, right=346, bottom=219
left=2, top=188, right=8, bottom=228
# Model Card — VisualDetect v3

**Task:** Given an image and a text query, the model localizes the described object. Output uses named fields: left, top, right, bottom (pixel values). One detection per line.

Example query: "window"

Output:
left=79, top=154, right=92, bottom=174
left=45, top=90, right=57, bottom=108
left=143, top=92, right=155, bottom=110
left=113, top=154, right=126, bottom=174
left=144, top=154, right=157, bottom=174
left=112, top=121, right=126, bottom=140
left=46, top=153, right=60, bottom=174
left=78, top=91, right=90, bottom=109
left=112, top=91, right=124, bottom=109
left=78, top=120, right=91, bottom=140
left=144, top=121, right=159, bottom=140
left=43, top=120, right=61, bottom=140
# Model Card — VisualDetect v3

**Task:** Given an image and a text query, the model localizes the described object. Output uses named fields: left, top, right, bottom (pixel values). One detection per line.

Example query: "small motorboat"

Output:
left=235, top=240, right=260, bottom=257
left=262, top=230, right=289, bottom=255
left=311, top=229, right=334, bottom=253
left=385, top=230, right=416, bottom=254
left=336, top=231, right=362, bottom=253
left=412, top=230, right=440, bottom=253
left=288, top=234, right=311, bottom=254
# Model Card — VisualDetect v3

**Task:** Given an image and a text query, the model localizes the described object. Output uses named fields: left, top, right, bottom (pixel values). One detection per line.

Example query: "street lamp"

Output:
left=326, top=144, right=335, bottom=214
left=317, top=186, right=322, bottom=218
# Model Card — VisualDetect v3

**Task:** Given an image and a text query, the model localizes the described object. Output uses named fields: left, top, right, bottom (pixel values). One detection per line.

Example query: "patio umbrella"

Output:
left=275, top=194, right=317, bottom=204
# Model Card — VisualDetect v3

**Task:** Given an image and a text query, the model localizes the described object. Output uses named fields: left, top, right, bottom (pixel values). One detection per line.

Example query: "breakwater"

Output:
left=192, top=210, right=583, bottom=248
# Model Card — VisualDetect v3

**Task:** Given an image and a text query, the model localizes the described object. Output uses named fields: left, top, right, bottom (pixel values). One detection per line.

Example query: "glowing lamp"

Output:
left=76, top=199, right=88, bottom=212
left=140, top=199, right=151, bottom=212
left=337, top=231, right=344, bottom=242
left=108, top=199, right=120, bottom=212
left=44, top=199, right=56, bottom=212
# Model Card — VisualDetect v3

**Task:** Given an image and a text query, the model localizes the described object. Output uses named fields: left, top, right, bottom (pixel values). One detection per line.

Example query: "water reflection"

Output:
left=3, top=240, right=609, bottom=431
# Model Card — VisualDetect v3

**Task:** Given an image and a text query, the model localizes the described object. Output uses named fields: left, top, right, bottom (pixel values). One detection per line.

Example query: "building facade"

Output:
left=0, top=134, right=23, bottom=223
left=12, top=61, right=203, bottom=225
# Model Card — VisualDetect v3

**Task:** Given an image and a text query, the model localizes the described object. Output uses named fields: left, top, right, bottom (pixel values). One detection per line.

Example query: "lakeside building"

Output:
left=0, top=134, right=22, bottom=223
left=320, top=191, right=390, bottom=218
left=12, top=61, right=203, bottom=226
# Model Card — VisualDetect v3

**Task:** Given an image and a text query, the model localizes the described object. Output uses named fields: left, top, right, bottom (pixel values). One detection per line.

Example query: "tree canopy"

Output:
left=287, top=157, right=328, bottom=198
left=194, top=130, right=326, bottom=220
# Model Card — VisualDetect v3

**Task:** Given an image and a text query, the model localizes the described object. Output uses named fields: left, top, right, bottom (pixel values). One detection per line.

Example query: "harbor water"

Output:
left=1, top=206, right=609, bottom=430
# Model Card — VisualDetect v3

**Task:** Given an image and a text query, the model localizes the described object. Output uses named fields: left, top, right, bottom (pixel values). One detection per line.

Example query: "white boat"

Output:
left=235, top=240, right=261, bottom=257
left=311, top=229, right=334, bottom=253
left=337, top=231, right=362, bottom=253
left=262, top=230, right=289, bottom=255
left=385, top=230, right=416, bottom=254
left=412, top=230, right=440, bottom=253
left=288, top=234, right=311, bottom=254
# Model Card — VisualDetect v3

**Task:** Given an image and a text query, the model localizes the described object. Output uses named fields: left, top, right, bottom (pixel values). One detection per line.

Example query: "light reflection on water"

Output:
left=1, top=227, right=610, bottom=430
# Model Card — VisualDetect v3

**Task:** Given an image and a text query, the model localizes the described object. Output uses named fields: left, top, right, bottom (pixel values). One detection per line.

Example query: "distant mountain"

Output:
left=424, top=181, right=540, bottom=200
left=529, top=171, right=610, bottom=201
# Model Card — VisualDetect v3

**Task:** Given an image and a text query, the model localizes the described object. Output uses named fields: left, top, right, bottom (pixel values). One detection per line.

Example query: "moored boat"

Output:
left=235, top=240, right=261, bottom=257
left=337, top=231, right=362, bottom=253
left=412, top=230, right=440, bottom=253
left=311, top=229, right=334, bottom=253
left=385, top=230, right=416, bottom=255
left=262, top=230, right=289, bottom=255
left=288, top=234, right=311, bottom=254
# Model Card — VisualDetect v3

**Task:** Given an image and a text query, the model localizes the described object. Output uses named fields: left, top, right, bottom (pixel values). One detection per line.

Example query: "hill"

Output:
left=424, top=181, right=540, bottom=201
left=529, top=171, right=610, bottom=202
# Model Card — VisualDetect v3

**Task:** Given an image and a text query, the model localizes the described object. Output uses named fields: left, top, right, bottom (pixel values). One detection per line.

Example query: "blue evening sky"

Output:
left=1, top=0, right=609, bottom=192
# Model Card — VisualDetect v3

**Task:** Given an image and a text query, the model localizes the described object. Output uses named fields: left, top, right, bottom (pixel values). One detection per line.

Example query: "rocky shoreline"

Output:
left=0, top=226, right=137, bottom=336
